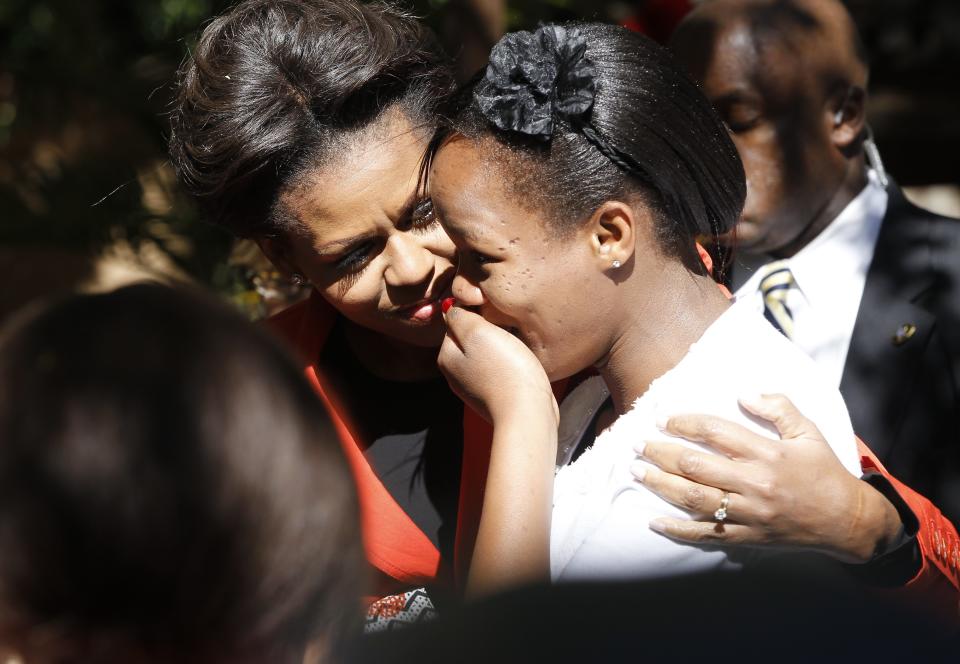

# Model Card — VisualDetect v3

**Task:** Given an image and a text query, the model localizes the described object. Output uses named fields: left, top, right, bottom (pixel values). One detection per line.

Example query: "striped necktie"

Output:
left=759, top=260, right=796, bottom=338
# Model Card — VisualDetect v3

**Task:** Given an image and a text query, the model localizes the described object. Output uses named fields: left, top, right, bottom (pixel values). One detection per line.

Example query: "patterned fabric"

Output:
left=364, top=587, right=439, bottom=633
left=758, top=260, right=796, bottom=338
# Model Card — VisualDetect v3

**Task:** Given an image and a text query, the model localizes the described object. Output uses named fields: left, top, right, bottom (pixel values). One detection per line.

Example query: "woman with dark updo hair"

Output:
left=170, top=0, right=469, bottom=621
left=169, top=0, right=957, bottom=614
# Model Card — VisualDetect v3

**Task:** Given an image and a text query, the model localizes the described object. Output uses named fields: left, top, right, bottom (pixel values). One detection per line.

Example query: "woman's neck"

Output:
left=596, top=261, right=731, bottom=415
left=341, top=319, right=442, bottom=382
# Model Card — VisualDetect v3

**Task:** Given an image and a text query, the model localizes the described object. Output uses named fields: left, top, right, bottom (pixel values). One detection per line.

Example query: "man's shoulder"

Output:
left=875, top=187, right=960, bottom=292
left=881, top=186, right=960, bottom=242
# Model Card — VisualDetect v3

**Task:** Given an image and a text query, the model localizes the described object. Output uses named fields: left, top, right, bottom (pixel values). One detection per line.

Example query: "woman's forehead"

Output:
left=282, top=119, right=430, bottom=236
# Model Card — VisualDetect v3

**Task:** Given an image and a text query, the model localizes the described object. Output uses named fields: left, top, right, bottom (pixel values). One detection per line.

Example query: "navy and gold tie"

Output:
left=759, top=260, right=796, bottom=339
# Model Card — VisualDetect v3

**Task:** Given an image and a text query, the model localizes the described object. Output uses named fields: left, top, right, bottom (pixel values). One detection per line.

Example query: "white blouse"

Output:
left=550, top=298, right=862, bottom=581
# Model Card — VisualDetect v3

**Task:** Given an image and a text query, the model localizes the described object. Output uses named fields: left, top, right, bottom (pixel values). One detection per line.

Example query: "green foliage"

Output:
left=0, top=0, right=235, bottom=285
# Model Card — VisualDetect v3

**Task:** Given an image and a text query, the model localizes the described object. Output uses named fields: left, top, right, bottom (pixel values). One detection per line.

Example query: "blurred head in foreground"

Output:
left=0, top=284, right=364, bottom=663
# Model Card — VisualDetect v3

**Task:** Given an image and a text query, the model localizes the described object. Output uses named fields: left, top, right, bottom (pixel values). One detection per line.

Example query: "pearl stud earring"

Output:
left=612, top=260, right=622, bottom=269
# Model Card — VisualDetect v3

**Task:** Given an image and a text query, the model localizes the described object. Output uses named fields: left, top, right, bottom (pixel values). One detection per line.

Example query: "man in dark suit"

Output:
left=671, top=0, right=960, bottom=524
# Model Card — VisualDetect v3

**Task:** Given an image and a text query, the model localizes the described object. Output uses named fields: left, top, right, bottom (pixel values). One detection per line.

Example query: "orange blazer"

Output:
left=267, top=291, right=491, bottom=598
left=858, top=440, right=960, bottom=615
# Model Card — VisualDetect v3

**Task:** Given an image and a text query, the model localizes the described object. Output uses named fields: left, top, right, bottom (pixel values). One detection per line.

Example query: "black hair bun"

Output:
left=475, top=25, right=596, bottom=140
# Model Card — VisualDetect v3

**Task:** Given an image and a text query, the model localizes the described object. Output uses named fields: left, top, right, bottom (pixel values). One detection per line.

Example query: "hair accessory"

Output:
left=474, top=25, right=597, bottom=141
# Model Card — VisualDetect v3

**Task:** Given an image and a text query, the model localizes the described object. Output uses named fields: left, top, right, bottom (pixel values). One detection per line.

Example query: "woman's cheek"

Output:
left=322, top=271, right=383, bottom=318
left=427, top=223, right=457, bottom=259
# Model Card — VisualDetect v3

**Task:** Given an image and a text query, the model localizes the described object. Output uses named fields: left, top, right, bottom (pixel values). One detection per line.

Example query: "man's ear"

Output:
left=829, top=85, right=867, bottom=151
left=587, top=200, right=640, bottom=272
left=255, top=235, right=300, bottom=278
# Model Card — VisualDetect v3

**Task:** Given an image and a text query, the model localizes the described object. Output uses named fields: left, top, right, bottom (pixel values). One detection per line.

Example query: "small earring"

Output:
left=612, top=260, right=622, bottom=269
left=291, top=273, right=306, bottom=286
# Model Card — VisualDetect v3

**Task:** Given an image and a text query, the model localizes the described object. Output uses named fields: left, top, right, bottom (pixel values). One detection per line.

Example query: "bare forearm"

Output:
left=466, top=406, right=558, bottom=599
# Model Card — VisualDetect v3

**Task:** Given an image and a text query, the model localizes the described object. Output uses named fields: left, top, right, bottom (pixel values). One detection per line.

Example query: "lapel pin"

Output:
left=892, top=323, right=917, bottom=346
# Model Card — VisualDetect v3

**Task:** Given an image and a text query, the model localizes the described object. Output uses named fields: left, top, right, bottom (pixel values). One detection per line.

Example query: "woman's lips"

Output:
left=408, top=300, right=439, bottom=321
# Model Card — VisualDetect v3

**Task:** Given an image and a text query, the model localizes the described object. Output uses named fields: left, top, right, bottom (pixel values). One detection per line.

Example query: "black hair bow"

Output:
left=475, top=25, right=597, bottom=140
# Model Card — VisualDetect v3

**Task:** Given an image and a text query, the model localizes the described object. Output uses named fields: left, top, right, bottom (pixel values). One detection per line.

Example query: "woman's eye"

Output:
left=336, top=242, right=373, bottom=272
left=472, top=251, right=492, bottom=266
left=411, top=198, right=436, bottom=229
left=724, top=118, right=759, bottom=134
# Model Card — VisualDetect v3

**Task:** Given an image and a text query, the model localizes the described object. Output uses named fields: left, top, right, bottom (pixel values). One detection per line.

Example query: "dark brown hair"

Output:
left=168, top=0, right=455, bottom=239
left=0, top=284, right=364, bottom=662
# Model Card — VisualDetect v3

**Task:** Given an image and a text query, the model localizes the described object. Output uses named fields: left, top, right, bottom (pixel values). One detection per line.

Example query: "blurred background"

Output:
left=1, top=0, right=957, bottom=321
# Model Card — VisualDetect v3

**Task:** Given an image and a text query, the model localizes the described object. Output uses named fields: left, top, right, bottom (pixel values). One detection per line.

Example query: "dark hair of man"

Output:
left=0, top=284, right=364, bottom=662
left=425, top=23, right=746, bottom=275
left=169, top=0, right=456, bottom=239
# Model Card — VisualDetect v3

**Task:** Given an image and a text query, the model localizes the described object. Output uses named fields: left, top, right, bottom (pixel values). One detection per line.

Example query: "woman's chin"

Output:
left=389, top=317, right=446, bottom=348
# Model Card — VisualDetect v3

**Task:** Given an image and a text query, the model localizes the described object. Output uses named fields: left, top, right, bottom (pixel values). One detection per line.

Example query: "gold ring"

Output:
left=714, top=491, right=730, bottom=522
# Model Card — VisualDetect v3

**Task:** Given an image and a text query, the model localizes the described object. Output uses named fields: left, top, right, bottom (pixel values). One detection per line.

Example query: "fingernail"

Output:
left=441, top=297, right=455, bottom=314
left=649, top=518, right=668, bottom=533
left=634, top=441, right=646, bottom=457
left=656, top=414, right=669, bottom=431
left=630, top=462, right=646, bottom=482
left=738, top=394, right=763, bottom=409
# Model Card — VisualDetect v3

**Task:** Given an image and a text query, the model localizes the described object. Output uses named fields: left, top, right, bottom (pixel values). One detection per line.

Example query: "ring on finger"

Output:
left=713, top=491, right=730, bottom=523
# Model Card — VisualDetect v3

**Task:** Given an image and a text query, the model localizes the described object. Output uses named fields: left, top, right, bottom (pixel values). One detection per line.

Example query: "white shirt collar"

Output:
left=733, top=170, right=888, bottom=304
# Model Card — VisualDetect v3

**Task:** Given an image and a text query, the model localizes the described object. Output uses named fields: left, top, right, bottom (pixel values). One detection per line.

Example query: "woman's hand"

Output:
left=438, top=304, right=558, bottom=427
left=633, top=394, right=902, bottom=564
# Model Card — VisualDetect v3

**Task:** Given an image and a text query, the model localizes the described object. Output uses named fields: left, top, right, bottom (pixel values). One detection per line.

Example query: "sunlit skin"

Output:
left=258, top=109, right=456, bottom=379
left=430, top=139, right=615, bottom=384
left=671, top=0, right=868, bottom=257
left=430, top=135, right=730, bottom=412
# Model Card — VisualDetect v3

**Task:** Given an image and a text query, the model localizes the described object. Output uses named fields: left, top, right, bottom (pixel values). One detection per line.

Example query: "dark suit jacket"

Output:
left=840, top=184, right=960, bottom=525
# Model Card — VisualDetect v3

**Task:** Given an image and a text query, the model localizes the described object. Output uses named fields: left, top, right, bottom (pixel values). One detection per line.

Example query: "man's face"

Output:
left=674, top=22, right=846, bottom=255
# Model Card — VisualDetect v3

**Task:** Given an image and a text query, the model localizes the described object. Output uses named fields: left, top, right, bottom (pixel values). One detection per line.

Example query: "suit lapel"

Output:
left=840, top=186, right=938, bottom=459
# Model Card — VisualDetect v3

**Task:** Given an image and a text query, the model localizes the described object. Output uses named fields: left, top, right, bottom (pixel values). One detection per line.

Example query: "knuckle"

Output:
left=677, top=450, right=704, bottom=477
left=681, top=484, right=706, bottom=510
left=754, top=503, right=776, bottom=523
left=696, top=419, right=722, bottom=441
left=689, top=525, right=723, bottom=543
left=749, top=474, right=776, bottom=499
left=768, top=394, right=789, bottom=408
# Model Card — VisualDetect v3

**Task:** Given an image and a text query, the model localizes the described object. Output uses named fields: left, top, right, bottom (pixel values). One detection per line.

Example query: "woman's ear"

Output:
left=588, top=200, right=639, bottom=271
left=255, top=235, right=301, bottom=279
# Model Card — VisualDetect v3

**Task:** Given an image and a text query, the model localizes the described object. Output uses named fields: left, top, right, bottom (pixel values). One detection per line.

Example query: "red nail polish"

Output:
left=441, top=297, right=455, bottom=314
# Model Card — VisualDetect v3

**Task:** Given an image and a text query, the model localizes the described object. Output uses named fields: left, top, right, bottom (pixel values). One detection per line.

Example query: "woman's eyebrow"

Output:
left=314, top=233, right=376, bottom=256
left=314, top=192, right=425, bottom=256
left=394, top=190, right=422, bottom=221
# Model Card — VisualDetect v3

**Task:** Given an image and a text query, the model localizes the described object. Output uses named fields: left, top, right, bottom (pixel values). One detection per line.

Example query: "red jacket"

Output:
left=267, top=289, right=959, bottom=608
left=268, top=291, right=490, bottom=598
left=857, top=440, right=960, bottom=614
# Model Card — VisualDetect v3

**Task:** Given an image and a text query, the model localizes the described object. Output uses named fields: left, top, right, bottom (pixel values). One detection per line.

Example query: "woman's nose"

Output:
left=452, top=272, right=484, bottom=307
left=383, top=233, right=434, bottom=288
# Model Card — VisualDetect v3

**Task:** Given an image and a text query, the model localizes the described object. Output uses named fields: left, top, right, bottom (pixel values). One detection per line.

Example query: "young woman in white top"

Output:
left=425, top=23, right=865, bottom=595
